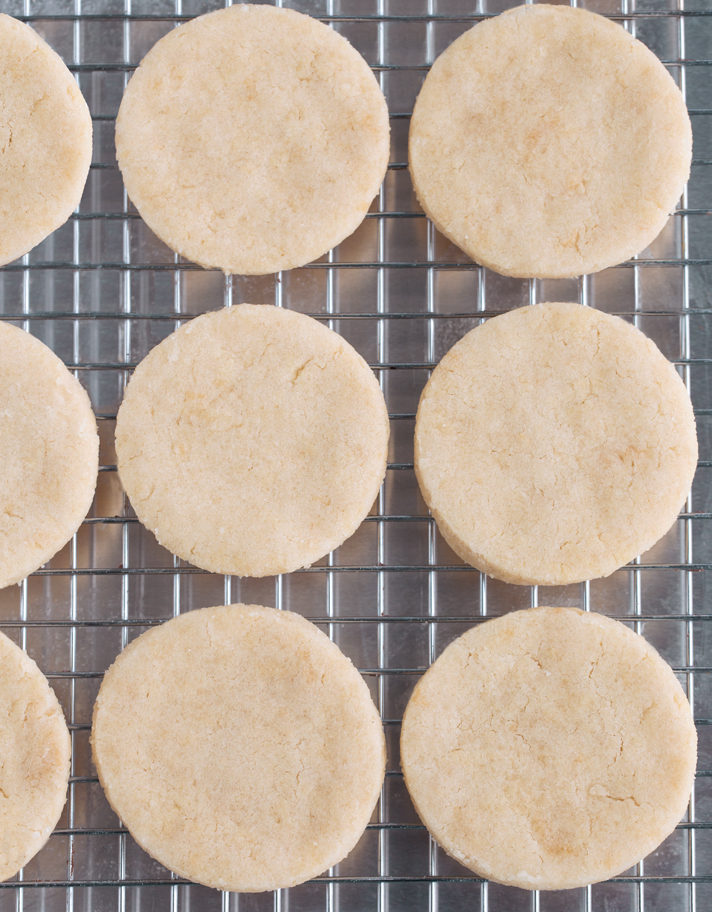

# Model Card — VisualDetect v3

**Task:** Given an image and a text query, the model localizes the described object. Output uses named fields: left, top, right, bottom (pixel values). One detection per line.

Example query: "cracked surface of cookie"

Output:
left=115, top=304, right=389, bottom=577
left=0, top=630, right=70, bottom=881
left=400, top=606, right=697, bottom=891
left=414, top=302, right=697, bottom=586
left=409, top=4, right=691, bottom=278
left=0, top=322, right=99, bottom=589
left=92, top=604, right=386, bottom=892
left=116, top=3, right=389, bottom=275
left=0, top=14, right=92, bottom=266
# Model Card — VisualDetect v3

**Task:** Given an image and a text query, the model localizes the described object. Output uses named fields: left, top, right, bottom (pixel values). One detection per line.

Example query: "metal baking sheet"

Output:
left=0, top=0, right=710, bottom=910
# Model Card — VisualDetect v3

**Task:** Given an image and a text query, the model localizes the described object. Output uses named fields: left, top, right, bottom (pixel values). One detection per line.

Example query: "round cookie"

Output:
left=414, top=302, right=697, bottom=586
left=92, top=604, right=386, bottom=892
left=409, top=4, right=692, bottom=278
left=115, top=4, right=389, bottom=275
left=0, top=322, right=99, bottom=589
left=401, top=606, right=697, bottom=891
left=0, top=15, right=92, bottom=266
left=0, top=630, right=71, bottom=881
left=115, top=304, right=389, bottom=577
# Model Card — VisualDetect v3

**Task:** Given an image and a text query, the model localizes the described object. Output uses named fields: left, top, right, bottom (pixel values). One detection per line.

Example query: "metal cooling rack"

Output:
left=0, top=0, right=710, bottom=910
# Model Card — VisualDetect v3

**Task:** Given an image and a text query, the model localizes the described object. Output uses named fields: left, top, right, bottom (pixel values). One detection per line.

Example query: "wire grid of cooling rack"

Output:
left=0, top=0, right=709, bottom=910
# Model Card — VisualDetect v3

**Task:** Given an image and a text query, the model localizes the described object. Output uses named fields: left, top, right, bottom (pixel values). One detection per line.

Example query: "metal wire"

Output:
left=0, top=1, right=710, bottom=910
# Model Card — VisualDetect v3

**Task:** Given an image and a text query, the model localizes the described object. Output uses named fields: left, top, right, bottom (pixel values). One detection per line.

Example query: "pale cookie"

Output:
left=409, top=4, right=692, bottom=278
left=0, top=630, right=71, bottom=881
left=0, top=15, right=92, bottom=266
left=92, top=604, right=386, bottom=892
left=415, top=303, right=697, bottom=586
left=401, top=606, right=697, bottom=891
left=116, top=4, right=389, bottom=275
left=0, top=323, right=99, bottom=589
left=116, top=304, right=389, bottom=577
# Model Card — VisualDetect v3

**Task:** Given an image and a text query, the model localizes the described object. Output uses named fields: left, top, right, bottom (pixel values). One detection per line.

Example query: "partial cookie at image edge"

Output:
left=0, top=14, right=92, bottom=266
left=0, top=322, right=99, bottom=590
left=0, top=630, right=71, bottom=882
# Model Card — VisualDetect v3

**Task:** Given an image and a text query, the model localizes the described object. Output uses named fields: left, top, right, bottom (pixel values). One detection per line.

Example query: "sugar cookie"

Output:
left=401, top=606, right=697, bottom=890
left=0, top=630, right=70, bottom=881
left=414, top=303, right=697, bottom=585
left=116, top=4, right=389, bottom=275
left=115, top=304, right=389, bottom=577
left=0, top=323, right=99, bottom=589
left=92, top=604, right=386, bottom=892
left=0, top=14, right=92, bottom=265
left=409, top=4, right=692, bottom=278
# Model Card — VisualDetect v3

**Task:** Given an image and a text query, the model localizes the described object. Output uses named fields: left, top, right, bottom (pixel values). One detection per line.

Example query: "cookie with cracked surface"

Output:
left=0, top=14, right=92, bottom=265
left=401, top=606, right=697, bottom=891
left=115, top=3, right=389, bottom=275
left=115, top=303, right=389, bottom=577
left=92, top=604, right=386, bottom=892
left=0, top=322, right=99, bottom=590
left=0, top=630, right=71, bottom=881
left=409, top=4, right=691, bottom=278
left=414, top=302, right=697, bottom=586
